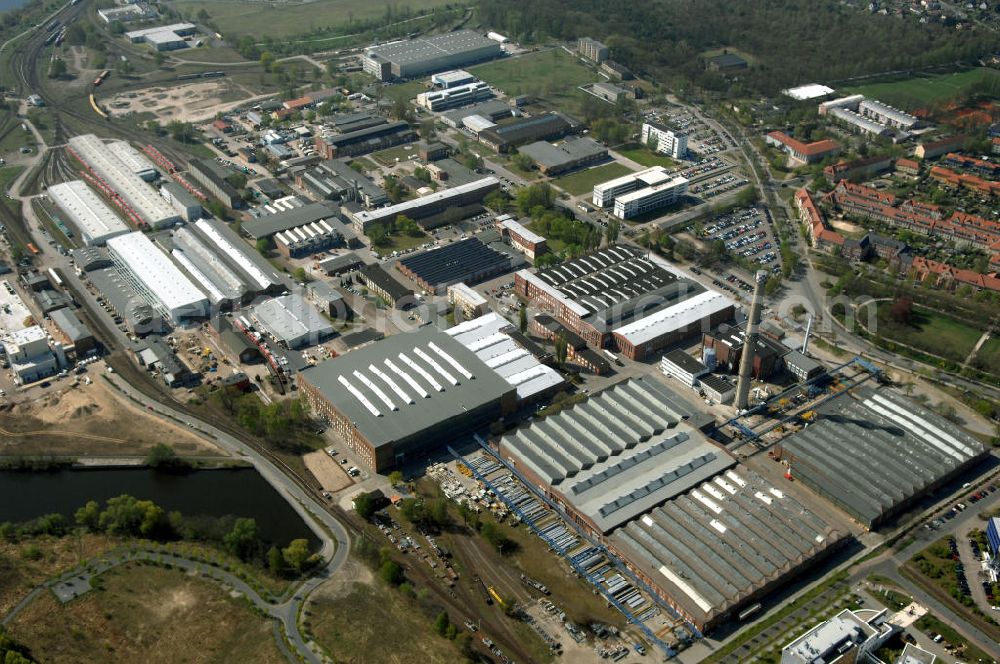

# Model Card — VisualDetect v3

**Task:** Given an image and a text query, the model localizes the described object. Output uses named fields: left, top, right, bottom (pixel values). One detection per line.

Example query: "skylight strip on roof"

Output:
left=369, top=363, right=413, bottom=405
left=867, top=394, right=975, bottom=458
left=384, top=358, right=429, bottom=398
left=428, top=342, right=473, bottom=379
left=414, top=347, right=457, bottom=386
left=353, top=369, right=396, bottom=411
left=399, top=352, right=443, bottom=392
left=338, top=374, right=381, bottom=417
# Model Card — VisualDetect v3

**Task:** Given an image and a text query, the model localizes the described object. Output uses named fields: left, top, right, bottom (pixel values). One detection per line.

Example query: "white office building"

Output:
left=47, top=180, right=130, bottom=246
left=416, top=81, right=493, bottom=112
left=640, top=122, right=688, bottom=159
left=612, top=175, right=688, bottom=219
left=593, top=165, right=671, bottom=208
left=107, top=232, right=208, bottom=323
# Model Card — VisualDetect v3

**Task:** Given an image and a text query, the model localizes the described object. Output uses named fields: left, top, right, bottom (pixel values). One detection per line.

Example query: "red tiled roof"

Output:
left=283, top=96, right=312, bottom=110
left=896, top=158, right=919, bottom=170
left=910, top=256, right=1000, bottom=292
left=768, top=131, right=840, bottom=157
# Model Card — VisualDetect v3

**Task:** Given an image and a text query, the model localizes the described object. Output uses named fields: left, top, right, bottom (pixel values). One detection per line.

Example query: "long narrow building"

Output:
left=67, top=134, right=179, bottom=228
left=47, top=180, right=130, bottom=246
left=107, top=232, right=208, bottom=323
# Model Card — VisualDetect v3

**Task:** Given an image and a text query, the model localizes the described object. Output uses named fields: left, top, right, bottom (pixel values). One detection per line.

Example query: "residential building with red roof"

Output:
left=823, top=155, right=892, bottom=182
left=895, top=158, right=920, bottom=176
left=942, top=152, right=1000, bottom=179
left=914, top=135, right=966, bottom=160
left=929, top=166, right=1000, bottom=197
left=766, top=131, right=841, bottom=165
left=908, top=256, right=1000, bottom=293
left=794, top=188, right=843, bottom=251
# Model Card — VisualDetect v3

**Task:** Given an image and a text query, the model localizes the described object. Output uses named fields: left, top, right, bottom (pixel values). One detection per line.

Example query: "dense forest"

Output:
left=477, top=0, right=1000, bottom=95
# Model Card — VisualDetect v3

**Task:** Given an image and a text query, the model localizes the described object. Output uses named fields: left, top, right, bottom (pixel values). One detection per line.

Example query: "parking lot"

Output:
left=645, top=108, right=730, bottom=156
left=696, top=206, right=782, bottom=271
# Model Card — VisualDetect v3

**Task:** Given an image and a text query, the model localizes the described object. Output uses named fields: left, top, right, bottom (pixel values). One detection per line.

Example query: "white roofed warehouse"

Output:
left=107, top=232, right=209, bottom=324
left=362, top=31, right=502, bottom=81
left=47, top=180, right=130, bottom=246
left=67, top=134, right=180, bottom=229
left=249, top=293, right=334, bottom=349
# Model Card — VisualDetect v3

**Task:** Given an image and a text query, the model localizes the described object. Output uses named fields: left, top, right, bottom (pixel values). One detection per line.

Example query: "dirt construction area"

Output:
left=106, top=80, right=260, bottom=123
left=0, top=372, right=224, bottom=458
left=303, top=450, right=354, bottom=493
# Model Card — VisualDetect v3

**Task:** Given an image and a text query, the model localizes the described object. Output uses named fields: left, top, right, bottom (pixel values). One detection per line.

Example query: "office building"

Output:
left=447, top=282, right=489, bottom=320
left=612, top=175, right=688, bottom=220
left=496, top=214, right=548, bottom=261
left=781, top=608, right=893, bottom=664
left=47, top=180, right=130, bottom=246
left=593, top=166, right=671, bottom=208
left=416, top=81, right=492, bottom=111
left=640, top=122, right=688, bottom=159
left=299, top=326, right=516, bottom=470
left=349, top=177, right=500, bottom=232
left=431, top=69, right=476, bottom=88
left=828, top=107, right=893, bottom=138
left=660, top=349, right=710, bottom=387
left=362, top=31, right=501, bottom=81
left=590, top=81, right=628, bottom=103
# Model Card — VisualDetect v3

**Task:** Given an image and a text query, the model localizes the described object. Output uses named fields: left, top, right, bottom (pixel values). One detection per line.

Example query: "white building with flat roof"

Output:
left=640, top=122, right=688, bottom=159
left=447, top=282, right=489, bottom=320
left=125, top=23, right=196, bottom=51
left=612, top=175, right=688, bottom=219
left=47, top=180, right=130, bottom=246
left=68, top=134, right=180, bottom=229
left=107, top=232, right=208, bottom=323
left=592, top=165, right=671, bottom=208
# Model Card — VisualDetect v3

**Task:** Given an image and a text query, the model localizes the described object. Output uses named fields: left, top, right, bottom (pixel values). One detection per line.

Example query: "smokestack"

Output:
left=802, top=314, right=813, bottom=355
left=735, top=270, right=769, bottom=411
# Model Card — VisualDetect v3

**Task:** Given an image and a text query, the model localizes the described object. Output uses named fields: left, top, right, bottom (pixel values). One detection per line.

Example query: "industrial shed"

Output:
left=299, top=326, right=516, bottom=470
left=396, top=236, right=517, bottom=294
left=249, top=293, right=334, bottom=349
left=445, top=312, right=563, bottom=403
left=47, top=180, right=130, bottom=246
left=610, top=465, right=843, bottom=631
left=499, top=376, right=735, bottom=535
left=780, top=387, right=987, bottom=529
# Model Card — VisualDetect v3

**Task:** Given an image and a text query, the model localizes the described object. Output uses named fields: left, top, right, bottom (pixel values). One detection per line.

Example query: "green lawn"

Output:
left=845, top=68, right=1000, bottom=108
left=375, top=230, right=429, bottom=253
left=371, top=143, right=421, bottom=167
left=971, top=336, right=1000, bottom=376
left=0, top=166, right=25, bottom=214
left=552, top=162, right=633, bottom=196
left=875, top=303, right=985, bottom=364
left=470, top=48, right=595, bottom=114
left=381, top=80, right=429, bottom=105
left=166, top=0, right=456, bottom=38
left=615, top=143, right=679, bottom=169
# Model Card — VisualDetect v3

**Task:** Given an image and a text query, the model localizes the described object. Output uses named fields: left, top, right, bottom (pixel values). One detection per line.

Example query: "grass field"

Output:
left=9, top=563, right=285, bottom=664
left=166, top=0, right=455, bottom=39
left=972, top=336, right=1000, bottom=376
left=381, top=80, right=430, bottom=105
left=845, top=68, right=1000, bottom=108
left=470, top=48, right=595, bottom=114
left=874, top=303, right=984, bottom=364
left=552, top=162, right=632, bottom=196
left=371, top=143, right=421, bottom=166
left=615, top=143, right=679, bottom=169
left=309, top=567, right=461, bottom=664
left=376, top=229, right=429, bottom=253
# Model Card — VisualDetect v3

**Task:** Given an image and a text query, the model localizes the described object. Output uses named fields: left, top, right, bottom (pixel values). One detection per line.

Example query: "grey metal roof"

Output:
left=784, top=350, right=821, bottom=375
left=242, top=202, right=343, bottom=239
left=501, top=376, right=736, bottom=533
left=610, top=464, right=841, bottom=627
left=249, top=293, right=334, bottom=348
left=49, top=307, right=91, bottom=342
left=318, top=252, right=365, bottom=274
left=441, top=100, right=512, bottom=127
left=367, top=30, right=498, bottom=66
left=299, top=326, right=514, bottom=450
left=781, top=387, right=987, bottom=527
left=519, top=137, right=606, bottom=170
left=663, top=349, right=708, bottom=375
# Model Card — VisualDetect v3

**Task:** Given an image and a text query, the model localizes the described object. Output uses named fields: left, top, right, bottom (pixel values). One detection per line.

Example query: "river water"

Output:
left=0, top=467, right=318, bottom=547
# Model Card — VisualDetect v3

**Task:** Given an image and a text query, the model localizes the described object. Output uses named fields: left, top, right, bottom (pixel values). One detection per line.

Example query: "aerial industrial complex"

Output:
left=362, top=31, right=502, bottom=81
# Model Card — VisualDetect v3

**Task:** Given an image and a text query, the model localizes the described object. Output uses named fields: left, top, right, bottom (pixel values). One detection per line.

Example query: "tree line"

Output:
left=476, top=0, right=999, bottom=97
left=0, top=495, right=316, bottom=578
